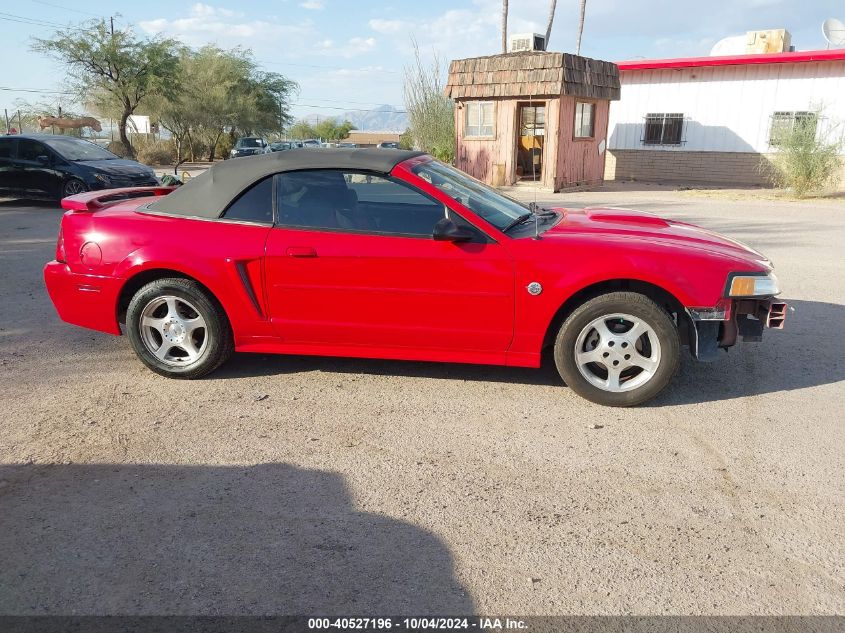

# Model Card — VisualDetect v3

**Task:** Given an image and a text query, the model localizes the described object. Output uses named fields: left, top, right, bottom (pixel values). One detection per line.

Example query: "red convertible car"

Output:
left=44, top=149, right=785, bottom=406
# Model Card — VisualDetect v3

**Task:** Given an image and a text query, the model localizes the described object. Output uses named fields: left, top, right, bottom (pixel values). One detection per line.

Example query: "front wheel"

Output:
left=554, top=292, right=680, bottom=406
left=126, top=278, right=233, bottom=379
left=62, top=177, right=87, bottom=199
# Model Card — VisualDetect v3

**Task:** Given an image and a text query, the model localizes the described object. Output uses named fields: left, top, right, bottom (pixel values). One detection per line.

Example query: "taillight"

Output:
left=56, top=228, right=66, bottom=263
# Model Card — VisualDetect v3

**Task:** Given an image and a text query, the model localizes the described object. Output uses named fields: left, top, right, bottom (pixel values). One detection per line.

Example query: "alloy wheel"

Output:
left=64, top=179, right=86, bottom=196
left=138, top=295, right=208, bottom=366
left=573, top=312, right=662, bottom=393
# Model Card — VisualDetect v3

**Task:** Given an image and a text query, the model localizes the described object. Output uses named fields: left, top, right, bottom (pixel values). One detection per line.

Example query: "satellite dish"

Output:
left=710, top=35, right=746, bottom=57
left=822, top=18, right=845, bottom=48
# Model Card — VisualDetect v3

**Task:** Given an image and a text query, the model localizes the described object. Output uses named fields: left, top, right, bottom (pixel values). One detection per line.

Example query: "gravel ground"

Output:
left=0, top=184, right=843, bottom=616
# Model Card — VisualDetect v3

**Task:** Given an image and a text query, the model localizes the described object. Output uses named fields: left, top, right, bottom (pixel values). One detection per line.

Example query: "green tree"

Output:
left=33, top=21, right=180, bottom=158
left=314, top=118, right=356, bottom=141
left=147, top=46, right=298, bottom=162
left=288, top=120, right=318, bottom=140
left=403, top=39, right=454, bottom=162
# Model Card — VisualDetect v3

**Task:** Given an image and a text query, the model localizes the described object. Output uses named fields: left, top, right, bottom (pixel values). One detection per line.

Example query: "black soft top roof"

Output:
left=147, top=147, right=425, bottom=218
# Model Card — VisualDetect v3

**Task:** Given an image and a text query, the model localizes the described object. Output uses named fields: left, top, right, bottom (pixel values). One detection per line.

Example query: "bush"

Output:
left=215, top=135, right=234, bottom=160
left=768, top=111, right=843, bottom=197
left=135, top=139, right=176, bottom=166
left=106, top=140, right=130, bottom=158
left=403, top=39, right=455, bottom=164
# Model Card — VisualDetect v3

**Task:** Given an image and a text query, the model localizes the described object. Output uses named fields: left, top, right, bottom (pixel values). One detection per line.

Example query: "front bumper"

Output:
left=44, top=261, right=122, bottom=335
left=687, top=298, right=787, bottom=361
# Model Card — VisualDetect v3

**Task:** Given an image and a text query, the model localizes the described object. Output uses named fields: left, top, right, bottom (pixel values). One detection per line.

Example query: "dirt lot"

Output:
left=0, top=184, right=843, bottom=616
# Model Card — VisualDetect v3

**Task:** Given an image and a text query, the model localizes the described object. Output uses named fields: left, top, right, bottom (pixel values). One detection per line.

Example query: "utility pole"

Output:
left=110, top=16, right=114, bottom=36
left=4, top=109, right=8, bottom=134
left=575, top=0, right=587, bottom=55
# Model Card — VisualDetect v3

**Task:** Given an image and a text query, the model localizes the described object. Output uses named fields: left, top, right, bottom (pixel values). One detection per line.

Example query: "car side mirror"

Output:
left=36, top=155, right=50, bottom=165
left=433, top=217, right=474, bottom=243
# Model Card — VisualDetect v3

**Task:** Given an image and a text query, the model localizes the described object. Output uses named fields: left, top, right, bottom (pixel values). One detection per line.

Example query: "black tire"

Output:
left=61, top=178, right=87, bottom=199
left=126, top=278, right=233, bottom=379
left=553, top=292, right=680, bottom=407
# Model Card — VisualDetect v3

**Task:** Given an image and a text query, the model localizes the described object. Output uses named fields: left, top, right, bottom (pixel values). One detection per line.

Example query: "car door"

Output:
left=264, top=169, right=515, bottom=356
left=15, top=139, right=58, bottom=199
left=0, top=138, right=17, bottom=196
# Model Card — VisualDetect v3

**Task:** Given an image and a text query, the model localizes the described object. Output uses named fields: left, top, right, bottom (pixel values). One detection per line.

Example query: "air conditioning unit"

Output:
left=745, top=29, right=791, bottom=54
left=509, top=33, right=547, bottom=52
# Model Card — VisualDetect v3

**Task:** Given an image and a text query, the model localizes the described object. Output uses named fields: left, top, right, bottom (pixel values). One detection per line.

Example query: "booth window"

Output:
left=574, top=102, right=595, bottom=138
left=465, top=102, right=495, bottom=138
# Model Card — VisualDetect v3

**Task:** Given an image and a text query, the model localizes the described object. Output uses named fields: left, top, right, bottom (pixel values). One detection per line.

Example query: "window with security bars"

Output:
left=643, top=113, right=684, bottom=145
left=465, top=102, right=495, bottom=138
left=769, top=111, right=818, bottom=147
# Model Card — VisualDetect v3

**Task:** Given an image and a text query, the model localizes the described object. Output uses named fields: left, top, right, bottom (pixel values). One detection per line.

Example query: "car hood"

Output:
left=547, top=207, right=771, bottom=269
left=76, top=159, right=152, bottom=175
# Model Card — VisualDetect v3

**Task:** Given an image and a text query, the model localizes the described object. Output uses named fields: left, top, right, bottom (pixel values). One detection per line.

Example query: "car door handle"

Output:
left=286, top=246, right=317, bottom=258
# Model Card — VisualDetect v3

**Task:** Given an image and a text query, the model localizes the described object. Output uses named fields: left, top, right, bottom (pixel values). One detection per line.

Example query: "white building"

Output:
left=605, top=48, right=845, bottom=186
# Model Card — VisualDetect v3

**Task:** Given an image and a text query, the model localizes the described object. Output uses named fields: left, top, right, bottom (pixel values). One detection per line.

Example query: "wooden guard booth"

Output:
left=445, top=52, right=620, bottom=191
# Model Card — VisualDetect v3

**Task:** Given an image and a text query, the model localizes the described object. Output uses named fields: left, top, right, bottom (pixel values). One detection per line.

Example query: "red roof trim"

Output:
left=617, top=49, right=845, bottom=71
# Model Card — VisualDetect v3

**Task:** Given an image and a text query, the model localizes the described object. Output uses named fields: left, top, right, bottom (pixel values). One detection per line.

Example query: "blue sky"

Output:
left=1, top=0, right=841, bottom=122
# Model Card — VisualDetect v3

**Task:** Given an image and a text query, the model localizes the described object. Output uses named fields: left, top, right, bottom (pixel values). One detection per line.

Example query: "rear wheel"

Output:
left=554, top=292, right=680, bottom=406
left=126, top=278, right=233, bottom=379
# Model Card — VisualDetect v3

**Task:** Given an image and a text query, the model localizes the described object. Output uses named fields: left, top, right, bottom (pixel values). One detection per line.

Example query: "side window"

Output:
left=18, top=140, right=47, bottom=162
left=277, top=169, right=455, bottom=238
left=222, top=176, right=273, bottom=224
left=0, top=139, right=13, bottom=160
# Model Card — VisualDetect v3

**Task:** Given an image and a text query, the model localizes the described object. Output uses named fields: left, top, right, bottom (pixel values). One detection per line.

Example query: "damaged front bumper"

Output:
left=686, top=298, right=787, bottom=361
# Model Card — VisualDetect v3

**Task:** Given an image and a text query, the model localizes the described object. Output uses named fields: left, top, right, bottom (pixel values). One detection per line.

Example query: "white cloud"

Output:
left=317, top=36, right=377, bottom=58
left=300, top=0, right=324, bottom=9
left=368, top=19, right=407, bottom=35
left=139, top=3, right=313, bottom=49
left=190, top=2, right=240, bottom=18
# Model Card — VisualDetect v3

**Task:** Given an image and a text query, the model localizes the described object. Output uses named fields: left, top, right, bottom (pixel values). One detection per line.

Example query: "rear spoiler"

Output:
left=61, top=186, right=176, bottom=212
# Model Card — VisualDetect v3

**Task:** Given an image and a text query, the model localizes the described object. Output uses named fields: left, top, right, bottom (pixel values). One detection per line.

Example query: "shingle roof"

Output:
left=445, top=51, right=620, bottom=101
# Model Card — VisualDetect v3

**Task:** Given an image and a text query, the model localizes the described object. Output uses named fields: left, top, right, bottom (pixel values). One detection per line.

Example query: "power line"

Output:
left=257, top=58, right=401, bottom=74
left=28, top=0, right=103, bottom=18
left=0, top=86, right=75, bottom=95
left=0, top=10, right=92, bottom=31
left=295, top=103, right=407, bottom=114
left=302, top=97, right=404, bottom=108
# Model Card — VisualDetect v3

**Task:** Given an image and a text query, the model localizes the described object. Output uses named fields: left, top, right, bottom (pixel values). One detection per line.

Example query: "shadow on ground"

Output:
left=0, top=463, right=474, bottom=615
left=213, top=299, right=843, bottom=405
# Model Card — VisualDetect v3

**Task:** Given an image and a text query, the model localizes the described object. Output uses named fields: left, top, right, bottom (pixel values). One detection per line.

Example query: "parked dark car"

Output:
left=0, top=134, right=158, bottom=201
left=229, top=137, right=266, bottom=158
left=377, top=141, right=400, bottom=149
left=264, top=141, right=293, bottom=153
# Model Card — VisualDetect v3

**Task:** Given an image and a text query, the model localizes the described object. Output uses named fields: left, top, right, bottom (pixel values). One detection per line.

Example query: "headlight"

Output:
left=93, top=173, right=112, bottom=186
left=727, top=272, right=780, bottom=297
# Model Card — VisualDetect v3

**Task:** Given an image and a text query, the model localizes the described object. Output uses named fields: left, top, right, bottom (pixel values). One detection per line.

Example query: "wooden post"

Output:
left=18, top=110, right=22, bottom=134
left=4, top=109, right=8, bottom=134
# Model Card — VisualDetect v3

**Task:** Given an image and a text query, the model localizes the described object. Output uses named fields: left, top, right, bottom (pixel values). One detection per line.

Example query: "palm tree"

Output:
left=501, top=0, right=509, bottom=53
left=544, top=0, right=557, bottom=50
left=575, top=0, right=587, bottom=54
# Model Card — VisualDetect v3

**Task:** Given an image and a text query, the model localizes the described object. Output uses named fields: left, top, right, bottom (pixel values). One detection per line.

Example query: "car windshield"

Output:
left=42, top=137, right=118, bottom=161
left=237, top=138, right=262, bottom=148
left=411, top=160, right=530, bottom=231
